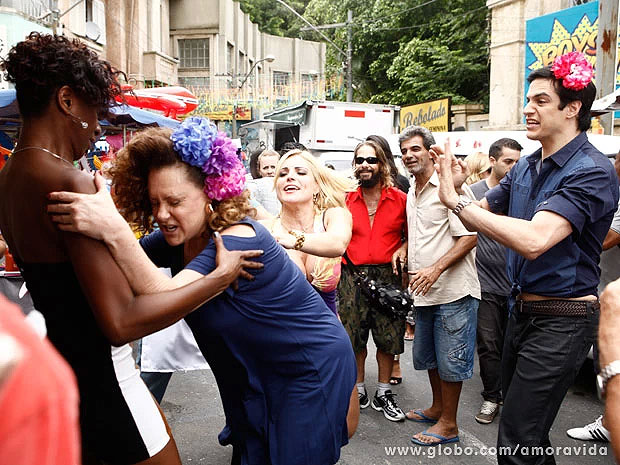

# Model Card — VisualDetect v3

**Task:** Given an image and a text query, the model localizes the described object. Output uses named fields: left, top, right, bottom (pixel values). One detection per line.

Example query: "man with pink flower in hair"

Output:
left=428, top=51, right=618, bottom=463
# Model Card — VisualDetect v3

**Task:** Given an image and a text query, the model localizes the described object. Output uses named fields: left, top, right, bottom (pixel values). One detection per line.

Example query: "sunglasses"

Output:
left=354, top=156, right=379, bottom=165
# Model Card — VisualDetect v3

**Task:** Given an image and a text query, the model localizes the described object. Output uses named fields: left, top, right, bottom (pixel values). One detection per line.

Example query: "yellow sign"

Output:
left=400, top=98, right=451, bottom=132
left=197, top=105, right=252, bottom=121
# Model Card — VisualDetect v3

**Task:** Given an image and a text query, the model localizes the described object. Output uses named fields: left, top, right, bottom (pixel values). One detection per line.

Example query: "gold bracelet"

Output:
left=288, top=230, right=306, bottom=250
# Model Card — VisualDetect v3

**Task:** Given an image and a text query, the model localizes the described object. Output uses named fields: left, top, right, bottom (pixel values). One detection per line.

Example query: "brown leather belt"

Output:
left=516, top=299, right=599, bottom=317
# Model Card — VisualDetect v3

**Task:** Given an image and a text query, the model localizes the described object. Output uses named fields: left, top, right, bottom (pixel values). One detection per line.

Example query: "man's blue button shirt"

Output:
left=485, top=132, right=619, bottom=298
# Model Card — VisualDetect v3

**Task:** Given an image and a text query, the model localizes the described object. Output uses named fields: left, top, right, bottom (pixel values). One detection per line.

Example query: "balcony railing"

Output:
left=1, top=0, right=56, bottom=20
left=142, top=51, right=179, bottom=87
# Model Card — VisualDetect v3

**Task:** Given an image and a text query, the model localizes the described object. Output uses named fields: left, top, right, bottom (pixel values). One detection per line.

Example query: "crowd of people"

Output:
left=1, top=32, right=620, bottom=465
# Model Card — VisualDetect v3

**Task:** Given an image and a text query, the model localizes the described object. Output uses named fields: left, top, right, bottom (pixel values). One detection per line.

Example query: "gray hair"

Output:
left=398, top=125, right=436, bottom=150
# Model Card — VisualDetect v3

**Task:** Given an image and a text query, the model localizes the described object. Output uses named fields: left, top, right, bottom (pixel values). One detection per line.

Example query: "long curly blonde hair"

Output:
left=275, top=150, right=357, bottom=211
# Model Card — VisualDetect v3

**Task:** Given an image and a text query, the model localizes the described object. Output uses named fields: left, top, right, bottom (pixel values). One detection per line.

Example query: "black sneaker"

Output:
left=359, top=388, right=370, bottom=409
left=371, top=390, right=405, bottom=421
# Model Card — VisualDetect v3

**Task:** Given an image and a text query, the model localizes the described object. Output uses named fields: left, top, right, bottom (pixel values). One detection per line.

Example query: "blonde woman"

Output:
left=263, top=149, right=357, bottom=314
left=464, top=151, right=491, bottom=185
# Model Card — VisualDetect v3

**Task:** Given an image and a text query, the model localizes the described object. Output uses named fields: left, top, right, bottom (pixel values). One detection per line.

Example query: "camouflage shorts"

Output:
left=338, top=265, right=406, bottom=355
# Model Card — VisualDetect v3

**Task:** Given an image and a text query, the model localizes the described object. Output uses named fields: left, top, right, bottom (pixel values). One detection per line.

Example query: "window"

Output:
left=227, top=44, right=235, bottom=75
left=178, top=39, right=209, bottom=69
left=239, top=51, right=245, bottom=76
left=179, top=76, right=210, bottom=88
left=273, top=71, right=290, bottom=87
left=85, top=0, right=93, bottom=21
left=301, top=73, right=317, bottom=98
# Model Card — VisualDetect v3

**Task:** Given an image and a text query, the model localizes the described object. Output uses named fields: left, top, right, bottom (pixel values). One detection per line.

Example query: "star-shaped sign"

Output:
left=527, top=15, right=597, bottom=71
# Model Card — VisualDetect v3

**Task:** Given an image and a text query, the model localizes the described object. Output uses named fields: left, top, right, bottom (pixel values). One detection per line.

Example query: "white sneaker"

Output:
left=566, top=415, right=610, bottom=442
left=475, top=400, right=500, bottom=424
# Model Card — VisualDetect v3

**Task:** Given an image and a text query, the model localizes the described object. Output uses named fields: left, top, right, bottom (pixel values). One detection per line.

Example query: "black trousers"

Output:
left=476, top=292, right=509, bottom=403
left=497, top=309, right=597, bottom=465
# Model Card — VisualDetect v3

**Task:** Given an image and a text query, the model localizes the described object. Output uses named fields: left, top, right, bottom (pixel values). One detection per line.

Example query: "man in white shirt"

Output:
left=397, top=125, right=480, bottom=447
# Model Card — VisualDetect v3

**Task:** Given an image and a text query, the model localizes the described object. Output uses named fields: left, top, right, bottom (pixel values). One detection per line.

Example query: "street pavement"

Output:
left=162, top=338, right=614, bottom=465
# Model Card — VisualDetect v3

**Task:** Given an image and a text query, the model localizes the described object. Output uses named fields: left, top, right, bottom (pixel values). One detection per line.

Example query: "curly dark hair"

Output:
left=1, top=32, right=122, bottom=117
left=108, top=127, right=255, bottom=235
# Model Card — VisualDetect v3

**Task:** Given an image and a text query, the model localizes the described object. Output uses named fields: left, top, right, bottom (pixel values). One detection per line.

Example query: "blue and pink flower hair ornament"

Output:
left=551, top=51, right=593, bottom=91
left=171, top=116, right=246, bottom=201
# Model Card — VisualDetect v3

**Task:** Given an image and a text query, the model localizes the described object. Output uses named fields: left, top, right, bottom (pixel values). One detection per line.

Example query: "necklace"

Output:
left=277, top=214, right=314, bottom=233
left=368, top=209, right=377, bottom=216
left=11, top=146, right=75, bottom=168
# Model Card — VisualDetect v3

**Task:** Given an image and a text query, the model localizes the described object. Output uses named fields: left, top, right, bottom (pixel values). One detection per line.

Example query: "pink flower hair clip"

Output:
left=551, top=52, right=594, bottom=91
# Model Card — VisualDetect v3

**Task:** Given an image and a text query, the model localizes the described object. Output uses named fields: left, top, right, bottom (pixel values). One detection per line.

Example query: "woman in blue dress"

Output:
left=49, top=118, right=358, bottom=464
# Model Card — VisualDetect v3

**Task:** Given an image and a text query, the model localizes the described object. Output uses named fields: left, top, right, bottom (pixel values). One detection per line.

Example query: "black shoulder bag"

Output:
left=342, top=253, right=414, bottom=322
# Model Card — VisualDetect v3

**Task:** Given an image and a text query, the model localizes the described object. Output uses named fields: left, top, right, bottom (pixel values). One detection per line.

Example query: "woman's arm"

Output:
left=603, top=228, right=620, bottom=251
left=274, top=207, right=352, bottom=257
left=48, top=172, right=262, bottom=294
left=57, top=174, right=262, bottom=346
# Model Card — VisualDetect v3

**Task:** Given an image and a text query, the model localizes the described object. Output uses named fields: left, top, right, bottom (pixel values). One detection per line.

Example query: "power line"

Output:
left=363, top=5, right=488, bottom=32
left=274, top=0, right=346, bottom=57
left=360, top=0, right=441, bottom=26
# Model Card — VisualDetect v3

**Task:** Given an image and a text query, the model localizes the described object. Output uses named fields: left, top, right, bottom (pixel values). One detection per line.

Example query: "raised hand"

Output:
left=47, top=171, right=125, bottom=241
left=213, top=231, right=264, bottom=290
left=429, top=139, right=469, bottom=210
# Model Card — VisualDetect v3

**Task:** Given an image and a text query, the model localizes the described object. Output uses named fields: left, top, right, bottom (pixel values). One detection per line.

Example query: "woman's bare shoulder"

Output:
left=60, top=169, right=98, bottom=194
left=324, top=206, right=352, bottom=221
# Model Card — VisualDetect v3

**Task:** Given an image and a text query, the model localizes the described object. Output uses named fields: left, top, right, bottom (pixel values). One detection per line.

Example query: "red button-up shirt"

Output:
left=345, top=186, right=407, bottom=265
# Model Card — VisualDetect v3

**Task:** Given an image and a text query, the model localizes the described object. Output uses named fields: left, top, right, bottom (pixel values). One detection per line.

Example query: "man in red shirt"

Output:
left=339, top=139, right=408, bottom=422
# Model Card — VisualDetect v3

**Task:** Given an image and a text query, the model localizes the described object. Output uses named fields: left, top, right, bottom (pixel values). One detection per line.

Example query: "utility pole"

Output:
left=300, top=9, right=354, bottom=102
left=595, top=0, right=618, bottom=135
left=38, top=0, right=84, bottom=35
left=346, top=10, right=353, bottom=102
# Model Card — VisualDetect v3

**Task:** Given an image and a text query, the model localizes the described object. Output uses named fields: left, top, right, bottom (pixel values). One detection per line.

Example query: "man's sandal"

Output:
left=405, top=409, right=438, bottom=423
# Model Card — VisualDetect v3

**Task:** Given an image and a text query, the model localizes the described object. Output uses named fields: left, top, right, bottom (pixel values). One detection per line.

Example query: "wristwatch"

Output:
left=597, top=360, right=620, bottom=397
left=452, top=195, right=473, bottom=216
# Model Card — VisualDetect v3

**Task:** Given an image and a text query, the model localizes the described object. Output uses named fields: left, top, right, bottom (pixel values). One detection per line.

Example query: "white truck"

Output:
left=239, top=100, right=400, bottom=174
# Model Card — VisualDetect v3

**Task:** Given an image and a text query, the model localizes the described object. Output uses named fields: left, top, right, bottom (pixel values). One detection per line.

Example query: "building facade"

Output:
left=0, top=0, right=326, bottom=104
left=169, top=0, right=326, bottom=109
left=486, top=0, right=615, bottom=131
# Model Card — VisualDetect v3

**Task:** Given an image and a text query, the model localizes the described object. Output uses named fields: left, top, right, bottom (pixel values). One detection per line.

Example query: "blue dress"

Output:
left=142, top=218, right=356, bottom=465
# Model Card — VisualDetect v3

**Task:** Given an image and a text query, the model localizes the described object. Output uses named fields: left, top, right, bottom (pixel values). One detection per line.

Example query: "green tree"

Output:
left=303, top=0, right=489, bottom=107
left=237, top=0, right=311, bottom=36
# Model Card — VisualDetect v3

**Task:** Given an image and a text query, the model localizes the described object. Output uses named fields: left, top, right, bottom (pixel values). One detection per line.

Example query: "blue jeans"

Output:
left=413, top=295, right=479, bottom=382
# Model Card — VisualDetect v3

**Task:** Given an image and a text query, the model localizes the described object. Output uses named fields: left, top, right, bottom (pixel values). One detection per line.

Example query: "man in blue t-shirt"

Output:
left=469, top=138, right=522, bottom=425
left=430, top=54, right=618, bottom=464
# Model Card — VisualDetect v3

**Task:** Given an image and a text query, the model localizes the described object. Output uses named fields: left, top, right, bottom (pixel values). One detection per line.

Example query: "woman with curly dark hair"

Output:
left=0, top=33, right=262, bottom=465
left=48, top=117, right=358, bottom=465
